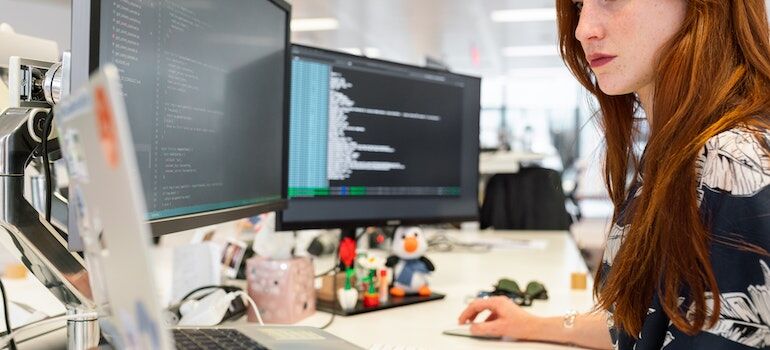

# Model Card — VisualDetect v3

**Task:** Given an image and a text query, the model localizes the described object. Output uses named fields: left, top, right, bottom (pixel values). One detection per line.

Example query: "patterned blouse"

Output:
left=602, top=127, right=770, bottom=349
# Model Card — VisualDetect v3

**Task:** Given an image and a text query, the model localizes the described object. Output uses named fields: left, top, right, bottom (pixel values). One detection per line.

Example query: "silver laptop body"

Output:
left=55, top=65, right=362, bottom=350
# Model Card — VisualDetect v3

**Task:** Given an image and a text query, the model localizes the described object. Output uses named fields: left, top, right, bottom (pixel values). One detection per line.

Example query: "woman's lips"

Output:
left=589, top=55, right=616, bottom=68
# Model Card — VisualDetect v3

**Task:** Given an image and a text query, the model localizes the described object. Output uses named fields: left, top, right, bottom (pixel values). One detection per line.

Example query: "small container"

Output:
left=246, top=256, right=316, bottom=323
left=570, top=272, right=587, bottom=290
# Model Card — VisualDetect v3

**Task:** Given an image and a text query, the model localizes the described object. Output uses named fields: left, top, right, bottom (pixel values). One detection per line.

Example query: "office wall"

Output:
left=4, top=0, right=770, bottom=72
left=5, top=0, right=770, bottom=211
left=0, top=0, right=70, bottom=50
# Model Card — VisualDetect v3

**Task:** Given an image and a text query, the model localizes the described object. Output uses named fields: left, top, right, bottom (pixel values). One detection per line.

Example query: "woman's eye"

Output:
left=574, top=1, right=584, bottom=13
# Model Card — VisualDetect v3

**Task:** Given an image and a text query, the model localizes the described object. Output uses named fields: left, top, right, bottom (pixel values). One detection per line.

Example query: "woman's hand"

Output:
left=457, top=296, right=541, bottom=340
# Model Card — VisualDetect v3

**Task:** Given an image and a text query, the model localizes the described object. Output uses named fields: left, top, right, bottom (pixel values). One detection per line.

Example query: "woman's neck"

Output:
left=637, top=84, right=654, bottom=125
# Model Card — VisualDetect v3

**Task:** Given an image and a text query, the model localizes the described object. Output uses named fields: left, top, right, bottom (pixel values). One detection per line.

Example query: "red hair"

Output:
left=557, top=0, right=770, bottom=336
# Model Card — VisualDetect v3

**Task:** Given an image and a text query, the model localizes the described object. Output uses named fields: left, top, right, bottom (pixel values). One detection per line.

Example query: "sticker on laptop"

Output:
left=71, top=186, right=90, bottom=232
left=93, top=85, right=120, bottom=169
left=60, top=129, right=89, bottom=183
left=71, top=186, right=107, bottom=254
left=116, top=301, right=163, bottom=349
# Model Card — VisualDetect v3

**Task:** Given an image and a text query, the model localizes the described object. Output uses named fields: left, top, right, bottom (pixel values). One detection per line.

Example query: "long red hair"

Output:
left=557, top=0, right=770, bottom=336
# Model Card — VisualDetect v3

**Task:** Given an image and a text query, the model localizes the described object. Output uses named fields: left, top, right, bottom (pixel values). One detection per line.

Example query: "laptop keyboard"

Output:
left=173, top=328, right=269, bottom=350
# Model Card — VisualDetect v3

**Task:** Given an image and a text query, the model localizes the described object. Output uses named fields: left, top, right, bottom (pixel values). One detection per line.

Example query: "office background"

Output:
left=7, top=0, right=769, bottom=263
left=6, top=1, right=768, bottom=348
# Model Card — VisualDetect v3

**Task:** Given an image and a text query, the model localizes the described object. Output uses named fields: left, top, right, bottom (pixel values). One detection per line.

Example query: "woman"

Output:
left=458, top=0, right=770, bottom=349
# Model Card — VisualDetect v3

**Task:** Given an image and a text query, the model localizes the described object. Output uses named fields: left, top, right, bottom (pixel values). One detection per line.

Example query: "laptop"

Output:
left=55, top=64, right=363, bottom=350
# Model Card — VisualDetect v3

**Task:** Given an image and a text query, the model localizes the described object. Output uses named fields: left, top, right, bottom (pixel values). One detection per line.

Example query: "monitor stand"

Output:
left=0, top=107, right=99, bottom=347
left=317, top=226, right=446, bottom=316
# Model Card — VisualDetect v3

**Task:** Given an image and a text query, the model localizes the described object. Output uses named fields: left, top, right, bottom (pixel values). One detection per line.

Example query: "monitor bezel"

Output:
left=276, top=44, right=481, bottom=231
left=81, top=0, right=291, bottom=236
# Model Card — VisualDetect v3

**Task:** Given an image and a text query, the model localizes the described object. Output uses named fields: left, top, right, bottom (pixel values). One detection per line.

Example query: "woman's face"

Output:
left=574, top=0, right=687, bottom=96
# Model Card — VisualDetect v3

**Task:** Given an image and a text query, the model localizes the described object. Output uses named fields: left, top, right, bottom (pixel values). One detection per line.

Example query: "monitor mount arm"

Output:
left=0, top=54, right=99, bottom=349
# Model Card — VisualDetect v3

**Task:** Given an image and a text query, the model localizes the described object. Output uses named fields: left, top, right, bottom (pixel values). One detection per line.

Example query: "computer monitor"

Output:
left=277, top=45, right=481, bottom=231
left=70, top=0, right=290, bottom=235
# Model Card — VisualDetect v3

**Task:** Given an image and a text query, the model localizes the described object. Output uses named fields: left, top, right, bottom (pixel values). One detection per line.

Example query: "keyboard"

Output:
left=173, top=328, right=269, bottom=350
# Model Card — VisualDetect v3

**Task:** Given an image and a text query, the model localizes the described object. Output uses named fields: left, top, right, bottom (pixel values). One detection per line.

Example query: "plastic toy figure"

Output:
left=385, top=227, right=434, bottom=297
left=337, top=237, right=358, bottom=311
left=358, top=254, right=385, bottom=307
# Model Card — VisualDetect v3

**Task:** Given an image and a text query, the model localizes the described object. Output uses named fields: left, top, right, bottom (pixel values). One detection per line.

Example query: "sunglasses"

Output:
left=476, top=278, right=548, bottom=307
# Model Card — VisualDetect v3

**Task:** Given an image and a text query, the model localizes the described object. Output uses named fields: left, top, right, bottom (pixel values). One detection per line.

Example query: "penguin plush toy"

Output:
left=385, top=227, right=435, bottom=297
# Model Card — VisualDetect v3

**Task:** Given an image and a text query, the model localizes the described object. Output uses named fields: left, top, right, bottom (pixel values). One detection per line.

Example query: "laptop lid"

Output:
left=56, top=64, right=172, bottom=350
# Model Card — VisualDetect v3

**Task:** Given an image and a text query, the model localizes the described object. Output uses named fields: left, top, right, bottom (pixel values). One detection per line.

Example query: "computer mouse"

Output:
left=442, top=325, right=503, bottom=340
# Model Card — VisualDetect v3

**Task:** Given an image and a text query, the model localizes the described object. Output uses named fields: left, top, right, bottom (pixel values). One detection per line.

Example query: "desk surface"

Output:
left=296, top=230, right=595, bottom=349
left=13, top=230, right=596, bottom=350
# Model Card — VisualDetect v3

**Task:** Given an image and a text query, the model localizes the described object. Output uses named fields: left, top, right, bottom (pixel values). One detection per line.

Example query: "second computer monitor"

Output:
left=278, top=45, right=480, bottom=230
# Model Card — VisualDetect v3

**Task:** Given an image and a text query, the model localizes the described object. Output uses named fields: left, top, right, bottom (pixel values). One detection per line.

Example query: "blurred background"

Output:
left=3, top=0, right=718, bottom=268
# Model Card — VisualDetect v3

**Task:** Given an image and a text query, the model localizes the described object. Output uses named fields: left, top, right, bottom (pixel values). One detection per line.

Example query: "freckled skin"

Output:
left=575, top=0, right=687, bottom=97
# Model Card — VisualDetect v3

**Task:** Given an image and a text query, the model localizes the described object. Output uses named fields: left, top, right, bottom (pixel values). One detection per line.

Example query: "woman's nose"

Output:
left=575, top=2, right=606, bottom=43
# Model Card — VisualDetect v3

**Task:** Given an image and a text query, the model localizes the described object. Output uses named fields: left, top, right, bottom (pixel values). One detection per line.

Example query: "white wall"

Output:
left=0, top=0, right=70, bottom=50
left=6, top=0, right=770, bottom=212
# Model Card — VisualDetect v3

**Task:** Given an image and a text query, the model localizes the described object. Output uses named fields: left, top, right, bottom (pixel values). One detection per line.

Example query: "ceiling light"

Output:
left=291, top=18, right=339, bottom=32
left=491, top=8, right=556, bottom=23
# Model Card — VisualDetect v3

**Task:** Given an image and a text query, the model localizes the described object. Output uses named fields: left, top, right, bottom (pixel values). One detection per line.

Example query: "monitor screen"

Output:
left=71, top=0, right=290, bottom=235
left=278, top=45, right=480, bottom=230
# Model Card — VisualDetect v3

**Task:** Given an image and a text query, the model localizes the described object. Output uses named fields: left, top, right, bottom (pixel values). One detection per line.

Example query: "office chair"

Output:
left=480, top=167, right=572, bottom=230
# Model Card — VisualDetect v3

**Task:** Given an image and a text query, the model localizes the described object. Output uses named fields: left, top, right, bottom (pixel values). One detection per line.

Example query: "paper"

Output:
left=171, top=242, right=221, bottom=302
left=460, top=236, right=548, bottom=250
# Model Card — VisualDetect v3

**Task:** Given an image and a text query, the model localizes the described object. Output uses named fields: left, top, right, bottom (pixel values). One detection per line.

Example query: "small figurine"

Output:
left=386, top=227, right=435, bottom=297
left=336, top=268, right=358, bottom=311
left=358, top=254, right=385, bottom=307
left=337, top=237, right=358, bottom=311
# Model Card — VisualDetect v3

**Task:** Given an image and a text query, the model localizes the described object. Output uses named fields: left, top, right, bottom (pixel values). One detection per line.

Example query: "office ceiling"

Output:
left=288, top=0, right=564, bottom=79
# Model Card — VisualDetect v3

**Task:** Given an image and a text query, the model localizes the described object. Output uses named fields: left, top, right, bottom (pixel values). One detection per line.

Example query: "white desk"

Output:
left=13, top=230, right=595, bottom=350
left=2, top=276, right=67, bottom=350
left=296, top=230, right=594, bottom=349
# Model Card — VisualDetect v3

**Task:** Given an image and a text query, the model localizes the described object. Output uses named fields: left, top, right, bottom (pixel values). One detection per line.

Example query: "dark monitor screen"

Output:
left=71, top=0, right=290, bottom=235
left=278, top=45, right=480, bottom=230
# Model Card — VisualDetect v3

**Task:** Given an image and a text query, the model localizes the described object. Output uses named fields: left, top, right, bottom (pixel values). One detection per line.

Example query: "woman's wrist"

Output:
left=526, top=312, right=613, bottom=349
left=520, top=315, right=574, bottom=344
left=512, top=315, right=553, bottom=342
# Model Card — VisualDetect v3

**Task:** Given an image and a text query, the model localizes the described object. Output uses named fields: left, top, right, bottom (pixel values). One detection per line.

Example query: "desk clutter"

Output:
left=315, top=227, right=446, bottom=316
left=221, top=226, right=589, bottom=320
left=170, top=222, right=449, bottom=323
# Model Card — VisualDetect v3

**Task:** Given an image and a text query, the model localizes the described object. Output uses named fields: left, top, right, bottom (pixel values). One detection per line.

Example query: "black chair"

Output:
left=480, top=167, right=572, bottom=230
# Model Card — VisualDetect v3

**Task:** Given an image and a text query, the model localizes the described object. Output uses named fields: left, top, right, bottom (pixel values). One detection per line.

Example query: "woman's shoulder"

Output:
left=695, top=123, right=770, bottom=198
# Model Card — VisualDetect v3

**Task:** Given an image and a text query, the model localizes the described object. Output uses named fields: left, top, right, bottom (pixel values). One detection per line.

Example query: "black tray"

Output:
left=316, top=292, right=446, bottom=316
